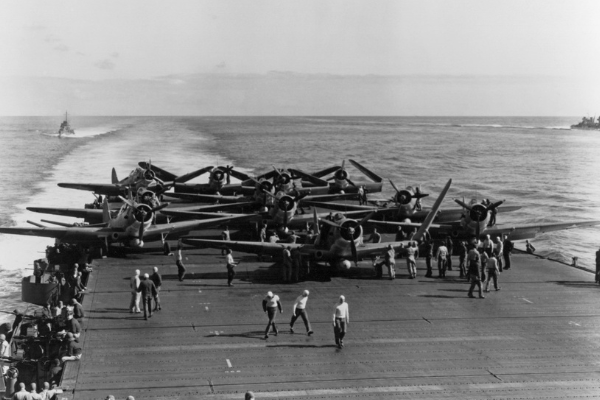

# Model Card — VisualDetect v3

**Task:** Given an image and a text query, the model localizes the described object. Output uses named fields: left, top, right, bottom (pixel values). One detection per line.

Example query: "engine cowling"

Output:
left=212, top=169, right=225, bottom=182
left=339, top=220, right=363, bottom=242
left=469, top=204, right=488, bottom=222
left=334, top=169, right=348, bottom=181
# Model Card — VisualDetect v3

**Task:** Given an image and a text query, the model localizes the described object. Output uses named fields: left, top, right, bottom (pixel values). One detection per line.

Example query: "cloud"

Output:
left=54, top=44, right=69, bottom=52
left=94, top=59, right=116, bottom=70
left=76, top=51, right=86, bottom=57
left=216, top=62, right=226, bottom=69
left=111, top=52, right=120, bottom=58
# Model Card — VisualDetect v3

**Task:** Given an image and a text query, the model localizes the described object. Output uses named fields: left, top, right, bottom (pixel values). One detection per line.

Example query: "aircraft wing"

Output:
left=182, top=238, right=304, bottom=256
left=348, top=160, right=383, bottom=182
left=138, top=162, right=178, bottom=181
left=27, top=207, right=104, bottom=221
left=482, top=220, right=600, bottom=241
left=0, top=225, right=109, bottom=243
left=287, top=169, right=330, bottom=186
left=162, top=202, right=257, bottom=215
left=57, top=183, right=128, bottom=196
left=144, top=216, right=258, bottom=240
left=164, top=192, right=246, bottom=204
left=354, top=242, right=412, bottom=258
left=302, top=200, right=378, bottom=212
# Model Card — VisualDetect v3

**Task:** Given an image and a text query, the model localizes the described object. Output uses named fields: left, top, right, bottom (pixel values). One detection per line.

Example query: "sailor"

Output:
left=445, top=237, right=454, bottom=271
left=424, top=239, right=434, bottom=278
left=29, top=383, right=42, bottom=400
left=0, top=333, right=9, bottom=376
left=436, top=241, right=448, bottom=278
left=259, top=224, right=267, bottom=242
left=289, top=290, right=313, bottom=335
left=225, top=249, right=238, bottom=287
left=221, top=226, right=231, bottom=255
left=493, top=236, right=503, bottom=271
left=282, top=247, right=292, bottom=282
left=358, top=185, right=365, bottom=205
left=374, top=245, right=396, bottom=280
left=262, top=291, right=282, bottom=339
left=370, top=228, right=381, bottom=243
left=484, top=254, right=501, bottom=292
left=137, top=273, right=158, bottom=320
left=480, top=249, right=489, bottom=283
left=503, top=235, right=514, bottom=270
left=65, top=312, right=81, bottom=339
left=395, top=227, right=405, bottom=242
left=467, top=246, right=485, bottom=299
left=175, top=239, right=186, bottom=282
left=61, top=332, right=82, bottom=362
left=150, top=266, right=162, bottom=311
left=525, top=240, right=536, bottom=254
left=483, top=235, right=493, bottom=257
left=406, top=242, right=417, bottom=278
left=458, top=241, right=467, bottom=278
left=333, top=295, right=349, bottom=349
left=129, top=270, right=141, bottom=313
left=12, top=383, right=30, bottom=400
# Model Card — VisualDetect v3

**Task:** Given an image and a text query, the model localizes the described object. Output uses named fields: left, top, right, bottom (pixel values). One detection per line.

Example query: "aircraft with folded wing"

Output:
left=0, top=194, right=254, bottom=256
left=58, top=162, right=208, bottom=197
left=182, top=179, right=452, bottom=271
left=304, top=179, right=522, bottom=227
left=367, top=197, right=600, bottom=242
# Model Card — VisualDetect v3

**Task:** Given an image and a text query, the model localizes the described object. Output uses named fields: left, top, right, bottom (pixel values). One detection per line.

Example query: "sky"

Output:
left=1, top=0, right=599, bottom=115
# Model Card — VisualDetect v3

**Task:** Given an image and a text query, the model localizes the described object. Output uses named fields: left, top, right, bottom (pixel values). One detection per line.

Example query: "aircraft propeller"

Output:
left=454, top=198, right=505, bottom=238
left=221, top=165, right=235, bottom=185
left=319, top=212, right=374, bottom=265
left=329, top=160, right=356, bottom=188
left=389, top=179, right=429, bottom=206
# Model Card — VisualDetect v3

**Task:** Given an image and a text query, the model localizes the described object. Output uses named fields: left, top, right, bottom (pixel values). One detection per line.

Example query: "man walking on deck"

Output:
left=129, top=269, right=141, bottom=313
left=467, top=246, right=485, bottom=299
left=290, top=290, right=313, bottom=335
left=494, top=236, right=504, bottom=271
left=137, top=273, right=158, bottom=320
left=262, top=291, right=282, bottom=339
left=503, top=235, right=514, bottom=270
left=175, top=239, right=186, bottom=282
left=225, top=249, right=238, bottom=286
left=333, top=295, right=349, bottom=349
left=436, top=241, right=448, bottom=278
left=150, top=266, right=162, bottom=311
left=406, top=242, right=417, bottom=278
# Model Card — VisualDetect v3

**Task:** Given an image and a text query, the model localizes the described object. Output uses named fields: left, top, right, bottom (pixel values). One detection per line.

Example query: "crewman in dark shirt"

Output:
left=137, top=274, right=158, bottom=320
left=61, top=332, right=82, bottom=362
left=150, top=267, right=162, bottom=311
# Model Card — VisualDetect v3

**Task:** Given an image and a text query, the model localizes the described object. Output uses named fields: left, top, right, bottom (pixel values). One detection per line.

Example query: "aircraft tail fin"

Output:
left=413, top=179, right=452, bottom=242
left=111, top=168, right=118, bottom=184
left=348, top=160, right=383, bottom=183
left=102, top=198, right=111, bottom=223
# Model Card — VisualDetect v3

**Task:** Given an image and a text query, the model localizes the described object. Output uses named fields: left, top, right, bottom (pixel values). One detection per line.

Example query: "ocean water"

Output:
left=1, top=116, right=599, bottom=323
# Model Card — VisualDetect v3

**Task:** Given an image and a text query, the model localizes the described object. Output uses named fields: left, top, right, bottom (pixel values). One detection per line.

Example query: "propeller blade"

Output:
left=388, top=179, right=401, bottom=193
left=345, top=178, right=357, bottom=187
left=358, top=212, right=375, bottom=227
left=488, top=200, right=505, bottom=211
left=313, top=208, right=320, bottom=235
left=454, top=199, right=473, bottom=211
left=320, top=218, right=343, bottom=229
left=139, top=220, right=145, bottom=241
left=341, top=160, right=345, bottom=171
left=271, top=165, right=283, bottom=177
left=118, top=195, right=136, bottom=209
left=350, top=238, right=358, bottom=266
left=284, top=208, right=289, bottom=228
left=151, top=202, right=170, bottom=212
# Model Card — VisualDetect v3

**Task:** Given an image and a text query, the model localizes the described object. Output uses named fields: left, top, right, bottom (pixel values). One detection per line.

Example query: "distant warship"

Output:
left=571, top=116, right=600, bottom=130
left=58, top=111, right=75, bottom=137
